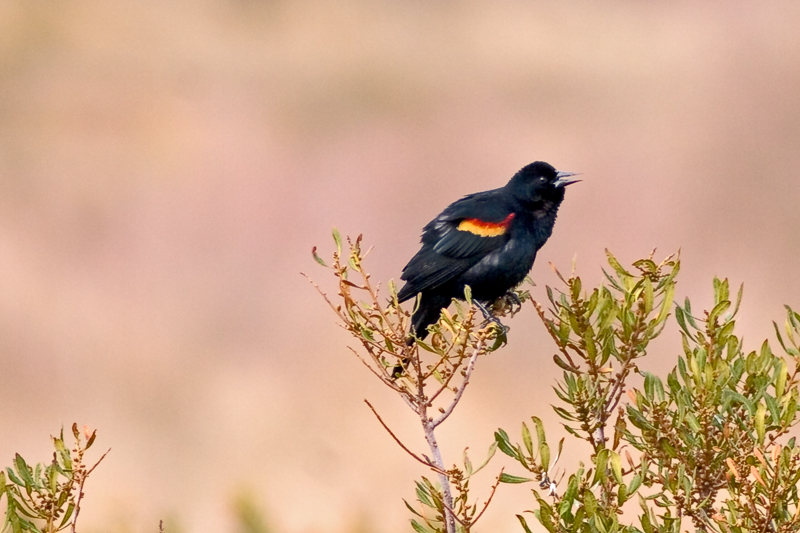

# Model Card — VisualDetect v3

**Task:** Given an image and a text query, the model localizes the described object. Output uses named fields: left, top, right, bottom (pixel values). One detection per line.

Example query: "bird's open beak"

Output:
left=554, top=171, right=581, bottom=188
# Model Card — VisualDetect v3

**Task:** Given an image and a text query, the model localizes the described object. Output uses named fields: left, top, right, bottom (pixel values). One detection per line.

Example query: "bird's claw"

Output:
left=474, top=300, right=509, bottom=335
left=505, top=291, right=523, bottom=308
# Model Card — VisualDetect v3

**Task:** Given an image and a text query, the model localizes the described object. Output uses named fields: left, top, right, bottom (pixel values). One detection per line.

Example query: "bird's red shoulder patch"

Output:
left=457, top=213, right=515, bottom=237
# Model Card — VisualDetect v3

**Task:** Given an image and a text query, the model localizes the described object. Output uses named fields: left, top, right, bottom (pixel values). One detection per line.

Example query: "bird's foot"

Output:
left=474, top=300, right=509, bottom=336
left=489, top=290, right=527, bottom=318
left=504, top=291, right=523, bottom=309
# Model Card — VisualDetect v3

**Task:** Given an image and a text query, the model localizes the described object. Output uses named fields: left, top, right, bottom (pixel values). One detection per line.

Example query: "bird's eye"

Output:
left=539, top=176, right=547, bottom=184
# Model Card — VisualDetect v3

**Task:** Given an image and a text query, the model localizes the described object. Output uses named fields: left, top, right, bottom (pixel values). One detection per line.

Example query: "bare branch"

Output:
left=433, top=337, right=485, bottom=428
left=471, top=468, right=505, bottom=526
left=364, top=399, right=446, bottom=475
left=72, top=447, right=111, bottom=533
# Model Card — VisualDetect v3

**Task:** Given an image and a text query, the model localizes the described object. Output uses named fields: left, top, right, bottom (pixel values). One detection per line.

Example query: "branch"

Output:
left=364, top=399, right=446, bottom=475
left=426, top=326, right=473, bottom=404
left=471, top=468, right=505, bottom=526
left=439, top=469, right=504, bottom=530
left=71, top=447, right=110, bottom=533
left=347, top=346, right=410, bottom=398
left=604, top=313, right=645, bottom=415
left=532, top=299, right=580, bottom=370
left=432, top=337, right=485, bottom=428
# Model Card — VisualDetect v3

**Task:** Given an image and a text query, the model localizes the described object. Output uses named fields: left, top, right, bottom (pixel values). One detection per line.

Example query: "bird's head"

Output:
left=506, top=161, right=580, bottom=206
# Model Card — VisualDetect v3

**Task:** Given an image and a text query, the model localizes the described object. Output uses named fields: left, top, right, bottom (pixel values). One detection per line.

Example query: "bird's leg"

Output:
left=473, top=300, right=509, bottom=335
left=502, top=291, right=523, bottom=314
left=505, top=291, right=522, bottom=308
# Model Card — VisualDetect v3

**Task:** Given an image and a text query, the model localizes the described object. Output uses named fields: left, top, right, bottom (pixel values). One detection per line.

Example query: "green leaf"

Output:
left=494, top=430, right=520, bottom=460
left=628, top=473, right=643, bottom=495
left=560, top=476, right=578, bottom=516
left=643, top=372, right=665, bottom=403
left=783, top=396, right=797, bottom=426
left=776, top=360, right=788, bottom=398
left=553, top=354, right=576, bottom=372
left=311, top=247, right=328, bottom=266
left=571, top=277, right=582, bottom=302
left=610, top=451, right=623, bottom=485
left=522, top=422, right=533, bottom=457
left=411, top=519, right=431, bottom=533
left=708, top=299, right=731, bottom=326
left=499, top=473, right=535, bottom=484
left=84, top=429, right=97, bottom=450
left=12, top=455, right=33, bottom=490
left=774, top=320, right=789, bottom=352
left=713, top=277, right=729, bottom=304
left=58, top=502, right=75, bottom=529
left=598, top=301, right=618, bottom=333
left=536, top=499, right=558, bottom=533
left=617, top=483, right=629, bottom=506
left=53, top=436, right=67, bottom=456
left=584, top=489, right=598, bottom=516
left=517, top=515, right=535, bottom=533
left=626, top=405, right=655, bottom=431
left=685, top=413, right=701, bottom=433
left=602, top=268, right=626, bottom=293
left=593, top=449, right=609, bottom=484
left=463, top=450, right=473, bottom=477
left=756, top=402, right=766, bottom=444
left=404, top=500, right=424, bottom=517
left=540, top=442, right=551, bottom=472
left=762, top=394, right=779, bottom=427
left=5, top=467, right=24, bottom=487
left=470, top=441, right=498, bottom=476
left=675, top=307, right=694, bottom=340
left=415, top=480, right=433, bottom=507
left=722, top=389, right=755, bottom=416
left=554, top=438, right=565, bottom=471
left=552, top=406, right=577, bottom=421
left=633, top=258, right=657, bottom=273
left=642, top=277, right=654, bottom=315
left=684, top=298, right=697, bottom=328
left=532, top=416, right=547, bottom=449
left=605, top=249, right=633, bottom=279
left=655, top=281, right=675, bottom=326
left=332, top=228, right=342, bottom=254
left=658, top=438, right=678, bottom=459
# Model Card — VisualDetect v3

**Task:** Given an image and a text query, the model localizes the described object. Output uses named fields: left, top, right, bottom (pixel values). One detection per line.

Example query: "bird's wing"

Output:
left=398, top=192, right=514, bottom=299
left=426, top=191, right=514, bottom=258
left=397, top=249, right=473, bottom=301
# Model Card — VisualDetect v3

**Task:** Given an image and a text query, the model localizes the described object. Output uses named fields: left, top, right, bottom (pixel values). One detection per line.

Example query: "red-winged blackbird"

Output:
left=397, top=161, right=578, bottom=342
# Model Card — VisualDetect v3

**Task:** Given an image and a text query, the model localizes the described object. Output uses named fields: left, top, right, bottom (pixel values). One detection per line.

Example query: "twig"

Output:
left=433, top=338, right=485, bottom=428
left=427, top=310, right=478, bottom=404
left=71, top=447, right=110, bottom=533
left=604, top=315, right=645, bottom=415
left=471, top=467, right=505, bottom=526
left=347, top=346, right=408, bottom=396
left=364, top=399, right=446, bottom=474
left=532, top=299, right=580, bottom=370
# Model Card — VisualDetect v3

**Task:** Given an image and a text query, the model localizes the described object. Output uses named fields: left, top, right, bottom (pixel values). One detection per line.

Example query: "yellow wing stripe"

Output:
left=457, top=213, right=515, bottom=237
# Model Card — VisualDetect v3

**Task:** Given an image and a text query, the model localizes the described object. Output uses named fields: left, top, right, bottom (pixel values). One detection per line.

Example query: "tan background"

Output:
left=1, top=1, right=799, bottom=532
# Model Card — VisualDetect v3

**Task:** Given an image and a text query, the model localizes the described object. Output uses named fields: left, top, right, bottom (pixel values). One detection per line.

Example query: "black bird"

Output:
left=397, top=161, right=578, bottom=342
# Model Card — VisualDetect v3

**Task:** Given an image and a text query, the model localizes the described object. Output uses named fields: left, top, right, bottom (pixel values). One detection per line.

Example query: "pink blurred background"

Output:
left=1, top=1, right=799, bottom=531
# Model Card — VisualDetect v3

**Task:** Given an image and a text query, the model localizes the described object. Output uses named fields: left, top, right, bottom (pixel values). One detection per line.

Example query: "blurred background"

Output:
left=1, top=1, right=799, bottom=531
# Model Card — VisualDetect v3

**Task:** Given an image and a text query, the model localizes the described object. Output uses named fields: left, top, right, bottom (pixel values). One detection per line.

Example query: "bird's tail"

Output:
left=407, top=292, right=451, bottom=343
